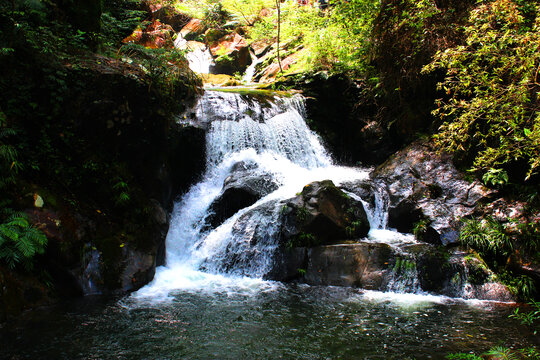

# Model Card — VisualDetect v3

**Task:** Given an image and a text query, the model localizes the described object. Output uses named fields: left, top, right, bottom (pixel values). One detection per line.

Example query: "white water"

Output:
left=242, top=52, right=263, bottom=84
left=174, top=36, right=214, bottom=74
left=135, top=91, right=380, bottom=300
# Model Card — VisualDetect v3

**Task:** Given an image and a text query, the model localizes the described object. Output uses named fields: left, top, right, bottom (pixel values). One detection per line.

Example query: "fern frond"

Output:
left=0, top=144, right=18, bottom=163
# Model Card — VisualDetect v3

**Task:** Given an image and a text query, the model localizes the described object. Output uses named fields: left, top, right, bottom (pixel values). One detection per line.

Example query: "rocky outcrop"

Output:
left=123, top=20, right=175, bottom=49
left=205, top=161, right=279, bottom=229
left=272, top=242, right=513, bottom=301
left=209, top=33, right=252, bottom=75
left=151, top=5, right=191, bottom=32
left=0, top=52, right=205, bottom=321
left=200, top=74, right=242, bottom=87
left=373, top=141, right=494, bottom=245
left=280, top=180, right=370, bottom=247
left=179, top=18, right=206, bottom=40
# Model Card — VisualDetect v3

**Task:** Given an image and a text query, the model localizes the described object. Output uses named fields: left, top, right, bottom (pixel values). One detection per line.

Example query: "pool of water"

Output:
left=1, top=284, right=536, bottom=359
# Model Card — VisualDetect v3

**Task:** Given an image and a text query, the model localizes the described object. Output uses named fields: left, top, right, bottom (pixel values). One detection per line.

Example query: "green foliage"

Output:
left=117, top=43, right=199, bottom=96
left=287, top=232, right=317, bottom=248
left=0, top=212, right=47, bottom=270
left=423, top=0, right=540, bottom=181
left=112, top=178, right=131, bottom=206
left=485, top=346, right=519, bottom=360
left=514, top=219, right=540, bottom=255
left=446, top=353, right=482, bottom=360
left=0, top=112, right=22, bottom=192
left=221, top=0, right=274, bottom=26
left=296, top=206, right=310, bottom=222
left=448, top=346, right=540, bottom=360
left=482, top=168, right=509, bottom=187
left=101, top=0, right=148, bottom=45
left=510, top=300, right=540, bottom=330
left=459, top=217, right=512, bottom=258
left=412, top=218, right=430, bottom=240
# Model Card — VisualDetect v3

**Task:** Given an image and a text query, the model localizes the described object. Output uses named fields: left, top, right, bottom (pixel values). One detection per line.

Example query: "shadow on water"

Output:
left=1, top=285, right=537, bottom=359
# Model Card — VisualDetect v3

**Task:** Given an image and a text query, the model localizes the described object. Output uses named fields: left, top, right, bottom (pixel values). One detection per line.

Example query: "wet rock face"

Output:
left=205, top=161, right=279, bottom=229
left=274, top=242, right=513, bottom=301
left=303, top=243, right=393, bottom=288
left=280, top=180, right=370, bottom=247
left=373, top=141, right=494, bottom=246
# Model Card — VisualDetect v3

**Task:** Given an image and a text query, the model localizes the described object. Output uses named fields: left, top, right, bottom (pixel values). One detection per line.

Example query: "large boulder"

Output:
left=373, top=141, right=494, bottom=245
left=303, top=243, right=393, bottom=288
left=179, top=18, right=206, bottom=40
left=205, top=161, right=279, bottom=229
left=280, top=180, right=370, bottom=247
left=151, top=5, right=191, bottom=32
left=209, top=33, right=252, bottom=75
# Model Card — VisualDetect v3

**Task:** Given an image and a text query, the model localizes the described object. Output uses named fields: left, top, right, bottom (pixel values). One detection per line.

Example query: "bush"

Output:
left=423, top=0, right=540, bottom=182
left=0, top=212, right=48, bottom=270
left=460, top=217, right=512, bottom=258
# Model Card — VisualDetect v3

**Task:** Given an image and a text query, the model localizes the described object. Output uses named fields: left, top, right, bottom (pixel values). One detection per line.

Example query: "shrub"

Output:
left=459, top=217, right=512, bottom=258
left=0, top=212, right=48, bottom=270
left=423, top=0, right=540, bottom=182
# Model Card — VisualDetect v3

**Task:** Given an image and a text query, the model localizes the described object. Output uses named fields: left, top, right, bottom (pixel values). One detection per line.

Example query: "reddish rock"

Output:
left=209, top=33, right=252, bottom=75
left=123, top=20, right=174, bottom=49
left=179, top=18, right=205, bottom=40
left=209, top=33, right=249, bottom=57
left=251, top=39, right=273, bottom=57
left=259, top=51, right=301, bottom=82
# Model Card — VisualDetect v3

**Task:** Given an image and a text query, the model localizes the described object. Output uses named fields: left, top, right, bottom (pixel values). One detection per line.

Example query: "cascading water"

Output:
left=136, top=90, right=374, bottom=299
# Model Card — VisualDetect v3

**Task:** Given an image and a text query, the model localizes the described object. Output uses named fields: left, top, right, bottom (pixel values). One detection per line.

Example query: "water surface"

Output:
left=1, top=285, right=536, bottom=359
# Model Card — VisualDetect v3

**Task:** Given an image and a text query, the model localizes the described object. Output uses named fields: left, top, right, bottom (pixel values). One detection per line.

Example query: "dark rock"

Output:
left=149, top=199, right=168, bottom=226
left=152, top=5, right=191, bottom=31
left=387, top=199, right=423, bottom=233
left=303, top=243, right=393, bottom=288
left=266, top=247, right=308, bottom=281
left=340, top=180, right=376, bottom=208
left=281, top=180, right=370, bottom=247
left=119, top=246, right=156, bottom=292
left=275, top=241, right=514, bottom=301
left=206, top=161, right=279, bottom=229
left=374, top=141, right=494, bottom=245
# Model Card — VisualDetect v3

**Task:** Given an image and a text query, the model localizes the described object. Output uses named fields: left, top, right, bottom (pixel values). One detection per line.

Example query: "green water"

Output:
left=1, top=285, right=537, bottom=359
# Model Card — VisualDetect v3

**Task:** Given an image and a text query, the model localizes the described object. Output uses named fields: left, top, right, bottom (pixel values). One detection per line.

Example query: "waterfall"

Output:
left=135, top=90, right=370, bottom=299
